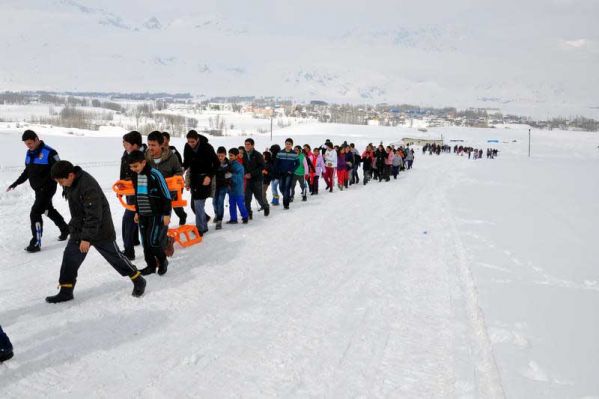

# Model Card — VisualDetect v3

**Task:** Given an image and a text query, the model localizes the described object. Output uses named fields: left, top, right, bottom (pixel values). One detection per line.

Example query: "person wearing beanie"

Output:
left=6, top=130, right=70, bottom=253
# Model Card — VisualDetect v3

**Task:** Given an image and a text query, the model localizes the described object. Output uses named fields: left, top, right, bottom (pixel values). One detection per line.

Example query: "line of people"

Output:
left=1, top=130, right=418, bottom=362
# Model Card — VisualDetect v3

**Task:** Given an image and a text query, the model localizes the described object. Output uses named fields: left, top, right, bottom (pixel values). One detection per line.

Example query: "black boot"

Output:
left=157, top=259, right=169, bottom=276
left=140, top=265, right=156, bottom=276
left=46, top=285, right=74, bottom=304
left=264, top=207, right=270, bottom=217
left=25, top=243, right=40, bottom=253
left=215, top=221, right=222, bottom=230
left=0, top=347, right=12, bottom=362
left=0, top=329, right=13, bottom=363
left=131, top=273, right=146, bottom=297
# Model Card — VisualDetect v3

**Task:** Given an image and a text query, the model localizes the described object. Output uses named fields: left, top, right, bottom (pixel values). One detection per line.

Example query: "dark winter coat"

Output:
left=345, top=151, right=354, bottom=171
left=263, top=159, right=274, bottom=185
left=182, top=135, right=219, bottom=200
left=275, top=150, right=299, bottom=176
left=63, top=166, right=116, bottom=243
left=215, top=159, right=232, bottom=189
left=131, top=164, right=172, bottom=217
left=243, top=149, right=265, bottom=182
left=11, top=141, right=60, bottom=191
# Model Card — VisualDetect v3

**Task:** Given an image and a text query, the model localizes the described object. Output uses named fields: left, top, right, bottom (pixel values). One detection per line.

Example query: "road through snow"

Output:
left=0, top=145, right=503, bottom=398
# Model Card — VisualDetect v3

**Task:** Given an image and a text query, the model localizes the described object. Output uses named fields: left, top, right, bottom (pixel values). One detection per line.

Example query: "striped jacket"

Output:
left=132, top=165, right=172, bottom=217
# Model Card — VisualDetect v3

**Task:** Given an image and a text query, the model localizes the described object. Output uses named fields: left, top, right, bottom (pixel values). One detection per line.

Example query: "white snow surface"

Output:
left=0, top=123, right=598, bottom=398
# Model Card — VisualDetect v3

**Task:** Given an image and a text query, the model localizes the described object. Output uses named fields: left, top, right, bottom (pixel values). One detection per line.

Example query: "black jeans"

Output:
left=59, top=239, right=139, bottom=286
left=30, top=185, right=67, bottom=247
left=244, top=178, right=269, bottom=214
left=122, top=196, right=139, bottom=255
left=139, top=215, right=168, bottom=269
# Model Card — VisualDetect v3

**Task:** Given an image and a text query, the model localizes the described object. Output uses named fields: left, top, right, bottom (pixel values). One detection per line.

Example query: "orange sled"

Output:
left=168, top=225, right=203, bottom=248
left=113, top=176, right=187, bottom=212
left=113, top=176, right=201, bottom=248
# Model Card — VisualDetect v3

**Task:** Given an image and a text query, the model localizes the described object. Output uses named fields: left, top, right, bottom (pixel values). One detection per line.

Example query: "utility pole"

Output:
left=528, top=128, right=531, bottom=157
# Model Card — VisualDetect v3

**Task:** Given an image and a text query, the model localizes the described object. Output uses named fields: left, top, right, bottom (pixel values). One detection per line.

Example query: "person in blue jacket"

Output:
left=275, top=138, right=300, bottom=209
left=6, top=130, right=69, bottom=252
left=227, top=148, right=249, bottom=224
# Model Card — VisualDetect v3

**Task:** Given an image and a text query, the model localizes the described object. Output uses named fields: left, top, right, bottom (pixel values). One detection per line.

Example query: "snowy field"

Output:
left=0, top=123, right=598, bottom=398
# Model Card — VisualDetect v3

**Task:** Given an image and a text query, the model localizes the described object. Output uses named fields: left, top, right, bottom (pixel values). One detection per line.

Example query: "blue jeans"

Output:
left=279, top=174, right=294, bottom=206
left=270, top=179, right=280, bottom=199
left=229, top=194, right=248, bottom=221
left=212, top=187, right=228, bottom=221
left=194, top=199, right=208, bottom=233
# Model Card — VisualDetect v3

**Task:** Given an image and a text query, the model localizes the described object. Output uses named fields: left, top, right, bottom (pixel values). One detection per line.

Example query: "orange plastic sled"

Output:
left=168, top=225, right=202, bottom=248
left=113, top=176, right=187, bottom=212
left=113, top=175, right=201, bottom=248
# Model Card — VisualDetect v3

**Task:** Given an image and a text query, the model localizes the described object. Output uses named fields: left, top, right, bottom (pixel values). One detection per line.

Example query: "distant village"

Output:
left=1, top=91, right=598, bottom=133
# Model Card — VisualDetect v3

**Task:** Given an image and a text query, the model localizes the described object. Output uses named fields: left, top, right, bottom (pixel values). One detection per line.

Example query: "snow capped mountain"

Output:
left=0, top=0, right=597, bottom=118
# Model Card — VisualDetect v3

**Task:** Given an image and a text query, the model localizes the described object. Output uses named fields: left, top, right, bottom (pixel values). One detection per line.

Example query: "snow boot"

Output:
left=140, top=265, right=156, bottom=276
left=157, top=259, right=169, bottom=276
left=226, top=220, right=238, bottom=224
left=302, top=195, right=307, bottom=202
left=215, top=221, right=222, bottom=230
left=131, top=273, right=146, bottom=297
left=25, top=244, right=41, bottom=253
left=0, top=328, right=13, bottom=363
left=264, top=207, right=270, bottom=216
left=271, top=196, right=280, bottom=206
left=242, top=218, right=248, bottom=224
left=46, top=285, right=74, bottom=304
left=248, top=211, right=253, bottom=220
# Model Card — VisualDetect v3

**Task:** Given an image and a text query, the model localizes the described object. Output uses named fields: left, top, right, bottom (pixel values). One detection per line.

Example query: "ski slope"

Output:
left=0, top=124, right=598, bottom=398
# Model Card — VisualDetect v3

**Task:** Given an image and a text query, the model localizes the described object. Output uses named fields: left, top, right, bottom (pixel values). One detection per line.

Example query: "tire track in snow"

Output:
left=440, top=162, right=506, bottom=399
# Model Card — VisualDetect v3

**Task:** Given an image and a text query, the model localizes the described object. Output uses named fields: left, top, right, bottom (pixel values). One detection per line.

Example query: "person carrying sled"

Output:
left=128, top=150, right=172, bottom=276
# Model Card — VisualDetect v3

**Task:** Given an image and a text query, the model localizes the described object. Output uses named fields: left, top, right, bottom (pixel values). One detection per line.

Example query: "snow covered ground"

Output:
left=0, top=123, right=598, bottom=398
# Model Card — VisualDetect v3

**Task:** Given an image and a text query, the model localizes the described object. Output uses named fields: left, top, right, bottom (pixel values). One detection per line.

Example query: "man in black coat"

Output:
left=6, top=130, right=69, bottom=252
left=45, top=161, right=146, bottom=303
left=243, top=138, right=270, bottom=218
left=182, top=130, right=219, bottom=235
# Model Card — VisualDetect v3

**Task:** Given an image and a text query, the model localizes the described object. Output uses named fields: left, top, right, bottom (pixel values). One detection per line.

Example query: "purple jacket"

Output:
left=337, top=151, right=347, bottom=170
